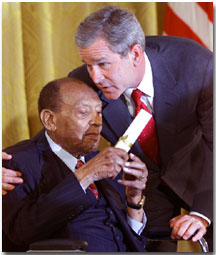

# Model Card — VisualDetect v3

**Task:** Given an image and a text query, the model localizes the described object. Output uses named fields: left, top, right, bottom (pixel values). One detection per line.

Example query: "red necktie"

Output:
left=88, top=183, right=99, bottom=201
left=131, top=89, right=159, bottom=164
left=76, top=160, right=99, bottom=201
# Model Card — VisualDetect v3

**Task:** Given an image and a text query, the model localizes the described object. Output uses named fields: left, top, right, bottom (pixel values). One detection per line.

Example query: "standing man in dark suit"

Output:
left=3, top=77, right=148, bottom=252
left=68, top=6, right=213, bottom=251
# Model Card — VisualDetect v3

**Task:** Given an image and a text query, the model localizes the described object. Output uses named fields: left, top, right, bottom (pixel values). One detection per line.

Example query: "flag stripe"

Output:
left=197, top=2, right=213, bottom=22
left=164, top=5, right=207, bottom=48
left=165, top=2, right=213, bottom=50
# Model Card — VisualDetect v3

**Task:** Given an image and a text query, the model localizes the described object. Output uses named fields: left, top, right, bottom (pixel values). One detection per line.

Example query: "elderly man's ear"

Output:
left=40, top=109, right=57, bottom=132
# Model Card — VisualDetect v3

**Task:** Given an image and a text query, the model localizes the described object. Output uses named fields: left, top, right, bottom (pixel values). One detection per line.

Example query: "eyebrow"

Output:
left=82, top=57, right=107, bottom=65
left=75, top=101, right=102, bottom=107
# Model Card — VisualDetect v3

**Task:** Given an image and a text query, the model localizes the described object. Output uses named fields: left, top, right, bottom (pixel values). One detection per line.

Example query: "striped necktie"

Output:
left=76, top=160, right=99, bottom=201
left=132, top=89, right=159, bottom=164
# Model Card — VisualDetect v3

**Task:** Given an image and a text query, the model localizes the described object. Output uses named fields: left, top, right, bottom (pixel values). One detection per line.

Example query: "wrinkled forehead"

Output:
left=60, top=81, right=101, bottom=105
left=79, top=38, right=113, bottom=61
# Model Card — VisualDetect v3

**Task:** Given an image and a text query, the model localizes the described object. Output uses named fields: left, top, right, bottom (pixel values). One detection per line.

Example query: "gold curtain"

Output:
left=2, top=2, right=158, bottom=148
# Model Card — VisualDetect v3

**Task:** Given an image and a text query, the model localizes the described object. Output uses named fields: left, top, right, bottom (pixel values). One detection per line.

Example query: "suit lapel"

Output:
left=35, top=131, right=75, bottom=192
left=97, top=178, right=126, bottom=210
left=146, top=47, right=181, bottom=168
left=100, top=92, right=132, bottom=143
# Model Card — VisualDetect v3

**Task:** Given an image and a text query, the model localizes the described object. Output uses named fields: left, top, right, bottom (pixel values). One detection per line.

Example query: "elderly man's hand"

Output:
left=118, top=153, right=148, bottom=200
left=118, top=153, right=148, bottom=222
left=75, top=147, right=128, bottom=189
left=2, top=152, right=23, bottom=195
left=170, top=214, right=208, bottom=242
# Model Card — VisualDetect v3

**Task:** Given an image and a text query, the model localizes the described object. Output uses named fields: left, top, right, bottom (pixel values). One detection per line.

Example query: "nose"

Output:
left=89, top=66, right=104, bottom=84
left=89, top=112, right=102, bottom=127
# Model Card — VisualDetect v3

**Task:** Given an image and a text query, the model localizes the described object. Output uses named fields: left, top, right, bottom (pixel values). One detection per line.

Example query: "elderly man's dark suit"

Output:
left=69, top=36, right=213, bottom=243
left=3, top=130, right=147, bottom=252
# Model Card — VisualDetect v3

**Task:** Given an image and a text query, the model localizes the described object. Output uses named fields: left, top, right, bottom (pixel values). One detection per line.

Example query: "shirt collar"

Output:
left=45, top=131, right=85, bottom=172
left=124, top=53, right=154, bottom=99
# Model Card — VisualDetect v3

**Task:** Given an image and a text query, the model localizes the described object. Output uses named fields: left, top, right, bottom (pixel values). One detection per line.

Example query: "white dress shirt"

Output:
left=45, top=132, right=147, bottom=234
left=124, top=53, right=154, bottom=117
left=123, top=53, right=211, bottom=225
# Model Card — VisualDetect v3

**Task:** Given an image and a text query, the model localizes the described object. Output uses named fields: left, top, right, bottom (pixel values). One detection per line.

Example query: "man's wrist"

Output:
left=127, top=195, right=145, bottom=210
left=190, top=211, right=211, bottom=226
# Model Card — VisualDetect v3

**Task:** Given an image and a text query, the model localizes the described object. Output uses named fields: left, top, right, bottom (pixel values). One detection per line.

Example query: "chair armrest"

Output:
left=29, top=239, right=88, bottom=252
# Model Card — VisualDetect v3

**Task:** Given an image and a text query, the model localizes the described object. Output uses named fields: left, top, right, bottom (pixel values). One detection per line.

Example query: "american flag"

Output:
left=163, top=2, right=213, bottom=51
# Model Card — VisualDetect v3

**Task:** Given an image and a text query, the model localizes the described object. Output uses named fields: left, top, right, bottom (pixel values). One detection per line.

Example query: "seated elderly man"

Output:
left=3, top=77, right=148, bottom=252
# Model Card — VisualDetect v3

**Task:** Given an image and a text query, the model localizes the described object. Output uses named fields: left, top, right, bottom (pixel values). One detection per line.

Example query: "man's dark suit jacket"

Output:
left=2, top=130, right=147, bottom=252
left=69, top=36, right=213, bottom=221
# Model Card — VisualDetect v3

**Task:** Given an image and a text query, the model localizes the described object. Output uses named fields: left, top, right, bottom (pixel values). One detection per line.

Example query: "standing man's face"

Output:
left=79, top=38, right=137, bottom=100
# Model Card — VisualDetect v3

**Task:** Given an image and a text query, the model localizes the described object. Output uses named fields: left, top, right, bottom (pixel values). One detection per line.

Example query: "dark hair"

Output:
left=75, top=6, right=145, bottom=56
left=38, top=77, right=85, bottom=115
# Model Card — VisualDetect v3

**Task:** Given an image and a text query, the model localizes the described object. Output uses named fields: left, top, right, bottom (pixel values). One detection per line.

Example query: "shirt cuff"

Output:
left=127, top=211, right=147, bottom=235
left=190, top=211, right=211, bottom=226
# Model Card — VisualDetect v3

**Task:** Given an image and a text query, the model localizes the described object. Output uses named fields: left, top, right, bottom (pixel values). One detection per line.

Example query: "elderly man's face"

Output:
left=79, top=38, right=137, bottom=100
left=54, top=82, right=102, bottom=157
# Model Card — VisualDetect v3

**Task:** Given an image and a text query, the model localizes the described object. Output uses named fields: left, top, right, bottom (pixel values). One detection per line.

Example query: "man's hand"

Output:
left=2, top=152, right=23, bottom=195
left=118, top=153, right=148, bottom=201
left=170, top=214, right=208, bottom=242
left=75, top=147, right=128, bottom=189
left=118, top=153, right=148, bottom=222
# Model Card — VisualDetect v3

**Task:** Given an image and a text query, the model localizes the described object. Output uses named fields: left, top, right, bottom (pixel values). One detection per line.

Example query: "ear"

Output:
left=129, top=44, right=143, bottom=66
left=40, top=109, right=56, bottom=131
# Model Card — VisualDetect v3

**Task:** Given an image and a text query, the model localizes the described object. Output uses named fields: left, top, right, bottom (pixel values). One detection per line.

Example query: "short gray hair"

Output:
left=75, top=6, right=145, bottom=56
